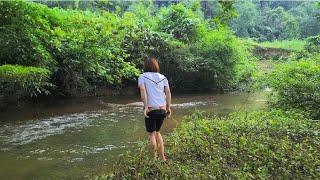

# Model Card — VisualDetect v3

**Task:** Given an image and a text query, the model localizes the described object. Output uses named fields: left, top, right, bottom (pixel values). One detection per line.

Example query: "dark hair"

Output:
left=143, top=58, right=160, bottom=72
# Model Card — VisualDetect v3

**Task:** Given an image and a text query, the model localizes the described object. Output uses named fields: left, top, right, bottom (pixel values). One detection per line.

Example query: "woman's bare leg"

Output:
left=155, top=131, right=166, bottom=161
left=148, top=132, right=157, bottom=160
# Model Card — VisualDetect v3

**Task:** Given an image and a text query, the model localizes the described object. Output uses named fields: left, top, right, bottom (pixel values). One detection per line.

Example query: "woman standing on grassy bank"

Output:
left=138, top=58, right=172, bottom=161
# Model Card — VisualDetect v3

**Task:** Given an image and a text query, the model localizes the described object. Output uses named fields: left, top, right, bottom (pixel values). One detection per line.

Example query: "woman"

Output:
left=138, top=58, right=171, bottom=161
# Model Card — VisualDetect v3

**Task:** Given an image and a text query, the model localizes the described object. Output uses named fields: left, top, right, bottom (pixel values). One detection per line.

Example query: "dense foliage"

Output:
left=303, top=35, right=320, bottom=55
left=0, top=1, right=56, bottom=68
left=1, top=0, right=318, bottom=102
left=36, top=1, right=320, bottom=42
left=0, top=1, right=141, bottom=97
left=267, top=55, right=320, bottom=119
left=230, top=1, right=319, bottom=41
left=256, top=35, right=320, bottom=119
left=0, top=65, right=53, bottom=99
left=0, top=1, right=256, bottom=101
left=109, top=110, right=319, bottom=179
left=1, top=1, right=318, bottom=178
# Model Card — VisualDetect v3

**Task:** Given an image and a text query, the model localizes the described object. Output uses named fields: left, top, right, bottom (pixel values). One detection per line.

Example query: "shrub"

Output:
left=0, top=1, right=140, bottom=96
left=49, top=9, right=140, bottom=94
left=267, top=57, right=320, bottom=119
left=109, top=110, right=320, bottom=179
left=0, top=65, right=54, bottom=99
left=0, top=1, right=57, bottom=68
left=304, top=35, right=320, bottom=55
left=0, top=1, right=257, bottom=97
left=155, top=3, right=200, bottom=43
left=191, top=30, right=257, bottom=91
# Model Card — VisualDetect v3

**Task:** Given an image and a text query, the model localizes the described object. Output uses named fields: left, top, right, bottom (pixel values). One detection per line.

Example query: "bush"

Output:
left=1, top=1, right=257, bottom=97
left=0, top=1, right=140, bottom=96
left=155, top=3, right=200, bottom=43
left=145, top=30, right=257, bottom=92
left=49, top=9, right=140, bottom=94
left=125, top=4, right=256, bottom=92
left=304, top=35, right=320, bottom=55
left=109, top=110, right=320, bottom=179
left=0, top=1, right=56, bottom=68
left=267, top=57, right=320, bottom=119
left=0, top=65, right=54, bottom=99
left=191, top=30, right=257, bottom=91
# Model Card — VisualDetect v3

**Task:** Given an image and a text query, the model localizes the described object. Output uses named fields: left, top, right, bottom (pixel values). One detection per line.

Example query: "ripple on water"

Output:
left=30, top=149, right=46, bottom=154
left=37, top=157, right=54, bottom=161
left=99, top=101, right=215, bottom=111
left=103, top=117, right=119, bottom=123
left=67, top=158, right=84, bottom=163
left=0, top=100, right=215, bottom=150
left=0, top=112, right=102, bottom=147
left=172, top=101, right=218, bottom=107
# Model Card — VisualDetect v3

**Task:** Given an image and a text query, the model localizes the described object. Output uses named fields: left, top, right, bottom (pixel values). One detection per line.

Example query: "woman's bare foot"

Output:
left=160, top=156, right=166, bottom=161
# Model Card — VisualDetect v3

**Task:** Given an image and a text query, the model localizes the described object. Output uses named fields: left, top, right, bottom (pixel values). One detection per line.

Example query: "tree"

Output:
left=230, top=1, right=258, bottom=38
left=289, top=2, right=320, bottom=38
left=252, top=6, right=300, bottom=41
left=155, top=3, right=199, bottom=43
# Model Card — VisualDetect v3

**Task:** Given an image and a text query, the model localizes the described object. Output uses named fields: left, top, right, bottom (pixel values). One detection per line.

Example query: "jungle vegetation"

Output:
left=0, top=0, right=319, bottom=179
left=0, top=0, right=254, bottom=102
left=106, top=32, right=320, bottom=179
left=0, top=0, right=319, bottom=102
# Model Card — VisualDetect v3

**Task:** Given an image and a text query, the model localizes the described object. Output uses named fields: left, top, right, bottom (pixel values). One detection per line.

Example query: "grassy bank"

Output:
left=258, top=40, right=306, bottom=52
left=245, top=39, right=306, bottom=52
left=101, top=110, right=319, bottom=179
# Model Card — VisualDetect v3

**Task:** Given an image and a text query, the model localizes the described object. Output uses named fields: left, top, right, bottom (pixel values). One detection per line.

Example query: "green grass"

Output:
left=103, top=110, right=320, bottom=179
left=0, top=65, right=53, bottom=97
left=244, top=39, right=306, bottom=52
left=259, top=40, right=306, bottom=51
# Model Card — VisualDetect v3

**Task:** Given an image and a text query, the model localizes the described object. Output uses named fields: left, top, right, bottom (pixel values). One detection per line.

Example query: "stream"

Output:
left=0, top=91, right=268, bottom=179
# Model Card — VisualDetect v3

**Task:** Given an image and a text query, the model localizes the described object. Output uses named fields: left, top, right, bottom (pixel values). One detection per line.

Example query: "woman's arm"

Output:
left=164, top=86, right=172, bottom=117
left=139, top=84, right=149, bottom=118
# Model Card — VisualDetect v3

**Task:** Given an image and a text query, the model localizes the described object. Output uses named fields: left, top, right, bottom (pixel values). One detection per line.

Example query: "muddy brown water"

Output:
left=0, top=91, right=268, bottom=179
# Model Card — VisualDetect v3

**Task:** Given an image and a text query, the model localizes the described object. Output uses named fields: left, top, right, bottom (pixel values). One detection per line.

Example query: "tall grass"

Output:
left=245, top=39, right=306, bottom=52
left=259, top=39, right=306, bottom=51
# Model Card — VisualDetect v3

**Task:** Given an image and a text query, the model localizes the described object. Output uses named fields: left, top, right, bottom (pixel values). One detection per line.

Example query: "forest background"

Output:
left=0, top=1, right=320, bottom=179
left=1, top=0, right=319, bottom=103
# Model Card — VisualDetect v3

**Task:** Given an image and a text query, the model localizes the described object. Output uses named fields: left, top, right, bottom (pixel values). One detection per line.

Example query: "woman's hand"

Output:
left=144, top=107, right=150, bottom=118
left=166, top=108, right=172, bottom=118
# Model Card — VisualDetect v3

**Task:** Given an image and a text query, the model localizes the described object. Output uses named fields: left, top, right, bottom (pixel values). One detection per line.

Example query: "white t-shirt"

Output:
left=138, top=72, right=169, bottom=108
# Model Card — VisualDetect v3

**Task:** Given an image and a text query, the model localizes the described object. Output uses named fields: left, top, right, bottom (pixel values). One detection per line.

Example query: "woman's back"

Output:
left=138, top=72, right=169, bottom=108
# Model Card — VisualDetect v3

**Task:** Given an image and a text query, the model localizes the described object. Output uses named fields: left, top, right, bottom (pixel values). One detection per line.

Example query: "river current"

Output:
left=0, top=92, right=268, bottom=179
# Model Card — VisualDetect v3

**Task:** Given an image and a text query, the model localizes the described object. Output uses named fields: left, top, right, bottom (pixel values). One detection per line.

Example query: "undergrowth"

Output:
left=97, top=110, right=320, bottom=179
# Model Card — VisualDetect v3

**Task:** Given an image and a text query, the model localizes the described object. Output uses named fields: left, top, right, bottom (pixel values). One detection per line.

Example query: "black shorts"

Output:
left=145, top=109, right=167, bottom=132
